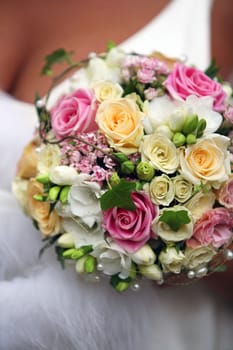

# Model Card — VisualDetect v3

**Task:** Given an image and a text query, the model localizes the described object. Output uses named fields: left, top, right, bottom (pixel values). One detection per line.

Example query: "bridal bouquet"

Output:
left=13, top=46, right=233, bottom=292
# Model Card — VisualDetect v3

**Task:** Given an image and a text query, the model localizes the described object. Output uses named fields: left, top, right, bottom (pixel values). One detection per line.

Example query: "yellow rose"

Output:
left=141, top=132, right=179, bottom=174
left=184, top=246, right=216, bottom=270
left=148, top=174, right=174, bottom=206
left=26, top=179, right=61, bottom=237
left=38, top=144, right=61, bottom=174
left=173, top=175, right=193, bottom=203
left=184, top=190, right=216, bottom=222
left=92, top=80, right=123, bottom=102
left=159, top=247, right=185, bottom=274
left=96, top=97, right=144, bottom=155
left=180, top=134, right=231, bottom=187
left=17, top=140, right=39, bottom=179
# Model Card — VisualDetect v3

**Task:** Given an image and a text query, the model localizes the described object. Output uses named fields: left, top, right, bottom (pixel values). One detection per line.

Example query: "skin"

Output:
left=0, top=0, right=233, bottom=295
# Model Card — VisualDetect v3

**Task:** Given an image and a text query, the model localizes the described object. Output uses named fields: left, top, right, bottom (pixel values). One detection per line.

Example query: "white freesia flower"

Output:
left=184, top=246, right=216, bottom=270
left=38, top=144, right=61, bottom=174
left=141, top=132, right=179, bottom=174
left=57, top=233, right=75, bottom=248
left=180, top=134, right=231, bottom=187
left=153, top=206, right=193, bottom=242
left=184, top=191, right=216, bottom=222
left=148, top=174, right=174, bottom=206
left=159, top=247, right=185, bottom=274
left=68, top=181, right=102, bottom=228
left=130, top=244, right=156, bottom=266
left=62, top=217, right=104, bottom=248
left=173, top=175, right=193, bottom=203
left=49, top=165, right=90, bottom=185
left=144, top=94, right=222, bottom=135
left=91, top=241, right=132, bottom=279
left=92, top=80, right=123, bottom=102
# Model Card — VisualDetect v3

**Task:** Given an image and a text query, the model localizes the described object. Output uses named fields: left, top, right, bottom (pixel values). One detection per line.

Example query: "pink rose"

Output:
left=103, top=191, right=158, bottom=253
left=165, top=63, right=226, bottom=112
left=217, top=178, right=233, bottom=209
left=51, top=88, right=98, bottom=139
left=187, top=208, right=233, bottom=249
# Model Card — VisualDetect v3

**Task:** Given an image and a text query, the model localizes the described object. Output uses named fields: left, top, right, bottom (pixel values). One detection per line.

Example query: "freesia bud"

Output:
left=172, top=132, right=186, bottom=147
left=33, top=194, right=47, bottom=201
left=59, top=186, right=71, bottom=204
left=75, top=256, right=87, bottom=274
left=136, top=161, right=155, bottom=181
left=57, top=233, right=75, bottom=248
left=48, top=185, right=61, bottom=202
left=109, top=172, right=121, bottom=187
left=36, top=173, right=50, bottom=185
left=121, top=161, right=135, bottom=175
left=110, top=275, right=130, bottom=292
left=182, top=115, right=198, bottom=135
left=196, top=118, right=207, bottom=137
left=186, top=134, right=196, bottom=144
left=130, top=244, right=156, bottom=265
left=139, top=264, right=163, bottom=281
left=84, top=255, right=96, bottom=273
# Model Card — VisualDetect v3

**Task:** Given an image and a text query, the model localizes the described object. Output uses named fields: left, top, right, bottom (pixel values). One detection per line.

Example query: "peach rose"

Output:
left=180, top=134, right=231, bottom=187
left=26, top=179, right=61, bottom=237
left=96, top=97, right=144, bottom=155
left=17, top=140, right=39, bottom=179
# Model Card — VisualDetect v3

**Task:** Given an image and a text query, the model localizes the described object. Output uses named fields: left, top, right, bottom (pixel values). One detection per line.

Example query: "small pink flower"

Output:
left=224, top=104, right=233, bottom=123
left=103, top=191, right=159, bottom=253
left=137, top=68, right=155, bottom=84
left=187, top=208, right=233, bottom=249
left=216, top=178, right=233, bottom=209
left=51, top=88, right=98, bottom=140
left=165, top=63, right=226, bottom=112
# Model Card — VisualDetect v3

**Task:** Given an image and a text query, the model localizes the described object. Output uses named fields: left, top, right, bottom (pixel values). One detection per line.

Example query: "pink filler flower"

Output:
left=103, top=191, right=158, bottom=253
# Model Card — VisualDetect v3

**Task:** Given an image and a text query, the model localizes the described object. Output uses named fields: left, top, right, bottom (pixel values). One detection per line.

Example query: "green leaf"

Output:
left=204, top=58, right=220, bottom=79
left=41, top=48, right=74, bottom=76
left=100, top=180, right=136, bottom=211
left=159, top=210, right=191, bottom=232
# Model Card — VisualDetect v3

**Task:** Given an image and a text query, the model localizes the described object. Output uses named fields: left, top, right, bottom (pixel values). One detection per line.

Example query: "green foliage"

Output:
left=204, top=59, right=220, bottom=79
left=100, top=180, right=136, bottom=211
left=159, top=209, right=191, bottom=232
left=41, top=48, right=74, bottom=76
left=107, top=40, right=117, bottom=51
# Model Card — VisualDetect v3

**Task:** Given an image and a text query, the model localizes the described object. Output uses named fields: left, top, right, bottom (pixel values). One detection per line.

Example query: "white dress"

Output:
left=0, top=1, right=233, bottom=349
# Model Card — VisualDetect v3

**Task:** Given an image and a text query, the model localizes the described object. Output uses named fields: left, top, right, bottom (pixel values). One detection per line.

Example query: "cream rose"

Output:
left=173, top=175, right=193, bottom=203
left=141, top=132, right=179, bottom=174
left=180, top=134, right=231, bottom=187
left=92, top=80, right=123, bottom=102
left=153, top=206, right=193, bottom=242
left=159, top=247, right=185, bottom=274
left=38, top=144, right=61, bottom=174
left=184, top=190, right=216, bottom=222
left=148, top=174, right=174, bottom=206
left=96, top=97, right=144, bottom=155
left=17, top=141, right=39, bottom=179
left=184, top=246, right=216, bottom=270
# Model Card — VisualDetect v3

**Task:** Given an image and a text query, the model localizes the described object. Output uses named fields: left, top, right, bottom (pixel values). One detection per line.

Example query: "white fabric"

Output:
left=1, top=0, right=233, bottom=349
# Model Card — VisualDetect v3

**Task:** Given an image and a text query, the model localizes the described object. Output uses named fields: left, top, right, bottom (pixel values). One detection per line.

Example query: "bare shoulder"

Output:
left=0, top=2, right=30, bottom=92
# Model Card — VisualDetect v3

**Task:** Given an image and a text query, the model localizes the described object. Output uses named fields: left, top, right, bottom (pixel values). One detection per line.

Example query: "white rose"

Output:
left=92, top=80, right=123, bottom=102
left=49, top=165, right=89, bottom=185
left=184, top=246, right=216, bottom=270
left=153, top=206, right=193, bottom=242
left=148, top=174, right=174, bottom=206
left=173, top=175, right=193, bottom=203
left=38, top=144, right=61, bottom=174
left=184, top=190, right=216, bottom=222
left=130, top=244, right=156, bottom=265
left=180, top=134, right=231, bottom=187
left=159, top=247, right=185, bottom=274
left=91, top=241, right=131, bottom=279
left=141, top=132, right=179, bottom=174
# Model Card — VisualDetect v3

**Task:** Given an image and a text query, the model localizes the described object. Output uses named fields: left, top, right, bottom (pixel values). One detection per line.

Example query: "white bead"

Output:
left=157, top=279, right=164, bottom=285
left=195, top=266, right=208, bottom=278
left=97, top=263, right=104, bottom=271
left=131, top=283, right=141, bottom=292
left=84, top=273, right=101, bottom=283
left=224, top=249, right=233, bottom=261
left=187, top=270, right=196, bottom=279
left=36, top=99, right=44, bottom=108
